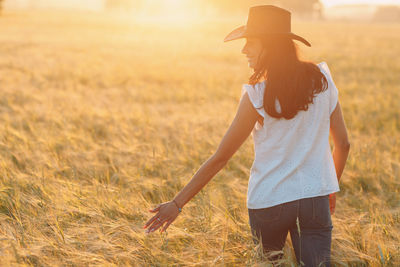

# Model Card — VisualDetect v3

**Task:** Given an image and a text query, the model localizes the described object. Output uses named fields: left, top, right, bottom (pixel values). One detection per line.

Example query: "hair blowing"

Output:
left=249, top=36, right=328, bottom=120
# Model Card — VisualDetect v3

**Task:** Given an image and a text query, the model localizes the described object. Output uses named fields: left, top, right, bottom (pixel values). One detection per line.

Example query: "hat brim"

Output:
left=289, top=33, right=311, bottom=47
left=223, top=25, right=247, bottom=42
left=223, top=25, right=311, bottom=47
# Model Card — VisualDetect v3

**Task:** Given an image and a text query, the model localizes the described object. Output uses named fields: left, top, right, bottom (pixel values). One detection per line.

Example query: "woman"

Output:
left=143, top=5, right=350, bottom=266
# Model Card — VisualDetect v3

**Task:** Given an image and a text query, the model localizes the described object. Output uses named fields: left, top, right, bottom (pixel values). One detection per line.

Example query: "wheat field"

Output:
left=0, top=10, right=399, bottom=266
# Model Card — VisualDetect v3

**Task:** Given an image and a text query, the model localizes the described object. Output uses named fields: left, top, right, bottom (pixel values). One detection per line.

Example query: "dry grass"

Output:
left=0, top=10, right=399, bottom=266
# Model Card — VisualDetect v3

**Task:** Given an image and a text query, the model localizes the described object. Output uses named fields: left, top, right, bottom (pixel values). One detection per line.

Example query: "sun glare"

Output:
left=136, top=0, right=199, bottom=24
left=165, top=0, right=181, bottom=10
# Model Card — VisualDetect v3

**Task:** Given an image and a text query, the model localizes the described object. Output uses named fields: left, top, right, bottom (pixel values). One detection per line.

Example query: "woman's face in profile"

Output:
left=241, top=37, right=263, bottom=69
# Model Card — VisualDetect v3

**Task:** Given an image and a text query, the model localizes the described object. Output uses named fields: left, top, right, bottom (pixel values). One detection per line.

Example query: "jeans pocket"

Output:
left=311, top=195, right=332, bottom=228
left=249, top=204, right=283, bottom=223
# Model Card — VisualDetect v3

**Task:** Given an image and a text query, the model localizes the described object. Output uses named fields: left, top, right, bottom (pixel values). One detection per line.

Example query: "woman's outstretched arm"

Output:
left=172, top=92, right=259, bottom=209
left=143, top=92, right=260, bottom=233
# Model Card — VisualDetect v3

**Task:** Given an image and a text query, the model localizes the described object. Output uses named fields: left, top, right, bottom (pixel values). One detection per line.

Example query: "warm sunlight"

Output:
left=136, top=0, right=199, bottom=24
left=322, top=0, right=400, bottom=7
left=0, top=0, right=399, bottom=266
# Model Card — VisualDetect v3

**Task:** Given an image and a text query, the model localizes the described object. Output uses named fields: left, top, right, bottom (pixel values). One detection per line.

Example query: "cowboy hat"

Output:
left=224, top=5, right=311, bottom=47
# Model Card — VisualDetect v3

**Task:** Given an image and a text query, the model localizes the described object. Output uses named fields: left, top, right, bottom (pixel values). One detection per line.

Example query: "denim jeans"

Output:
left=248, top=195, right=333, bottom=267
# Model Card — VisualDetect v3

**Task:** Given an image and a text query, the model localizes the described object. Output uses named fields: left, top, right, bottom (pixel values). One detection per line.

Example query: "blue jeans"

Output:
left=248, top=195, right=333, bottom=267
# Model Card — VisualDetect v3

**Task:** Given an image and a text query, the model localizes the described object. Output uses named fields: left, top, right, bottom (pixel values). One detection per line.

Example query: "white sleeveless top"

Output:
left=243, top=62, right=340, bottom=209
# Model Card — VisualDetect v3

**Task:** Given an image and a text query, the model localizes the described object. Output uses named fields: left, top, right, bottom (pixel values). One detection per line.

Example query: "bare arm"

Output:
left=330, top=100, right=350, bottom=183
left=172, top=92, right=260, bottom=209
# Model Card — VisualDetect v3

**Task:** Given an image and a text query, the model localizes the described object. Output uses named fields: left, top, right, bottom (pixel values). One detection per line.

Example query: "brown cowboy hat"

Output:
left=224, top=5, right=311, bottom=47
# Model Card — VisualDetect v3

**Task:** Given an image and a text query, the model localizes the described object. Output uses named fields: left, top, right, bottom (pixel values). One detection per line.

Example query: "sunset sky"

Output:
left=322, top=0, right=400, bottom=7
left=5, top=0, right=400, bottom=8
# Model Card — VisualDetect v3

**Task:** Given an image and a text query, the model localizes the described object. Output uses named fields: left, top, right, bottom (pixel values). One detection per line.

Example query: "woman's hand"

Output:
left=143, top=201, right=180, bottom=234
left=329, top=193, right=336, bottom=215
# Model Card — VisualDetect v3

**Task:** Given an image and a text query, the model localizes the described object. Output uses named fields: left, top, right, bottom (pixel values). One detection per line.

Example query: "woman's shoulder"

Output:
left=242, top=80, right=266, bottom=94
left=317, top=61, right=333, bottom=79
left=243, top=79, right=266, bottom=88
left=241, top=80, right=266, bottom=110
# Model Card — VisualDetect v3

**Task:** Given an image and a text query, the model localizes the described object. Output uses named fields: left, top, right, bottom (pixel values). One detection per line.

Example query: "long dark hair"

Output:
left=249, top=36, right=328, bottom=120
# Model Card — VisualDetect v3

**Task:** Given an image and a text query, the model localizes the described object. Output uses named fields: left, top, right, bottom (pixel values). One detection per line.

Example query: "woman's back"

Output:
left=244, top=62, right=340, bottom=209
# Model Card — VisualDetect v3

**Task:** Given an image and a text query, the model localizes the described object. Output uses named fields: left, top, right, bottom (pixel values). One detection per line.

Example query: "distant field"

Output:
left=0, top=10, right=399, bottom=266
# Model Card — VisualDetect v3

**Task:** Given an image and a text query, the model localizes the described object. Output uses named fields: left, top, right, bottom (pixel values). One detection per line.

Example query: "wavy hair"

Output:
left=249, top=36, right=328, bottom=119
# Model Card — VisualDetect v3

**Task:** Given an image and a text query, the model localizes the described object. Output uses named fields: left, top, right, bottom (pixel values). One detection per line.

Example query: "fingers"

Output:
left=147, top=216, right=175, bottom=234
left=160, top=220, right=172, bottom=233
left=329, top=204, right=335, bottom=214
left=329, top=194, right=336, bottom=215
left=330, top=206, right=335, bottom=215
left=144, top=204, right=166, bottom=228
left=143, top=202, right=178, bottom=234
left=143, top=214, right=159, bottom=229
left=149, top=204, right=162, bottom=213
left=145, top=219, right=165, bottom=233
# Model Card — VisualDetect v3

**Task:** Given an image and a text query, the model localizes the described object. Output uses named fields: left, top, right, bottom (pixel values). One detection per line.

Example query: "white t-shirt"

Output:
left=242, top=62, right=340, bottom=209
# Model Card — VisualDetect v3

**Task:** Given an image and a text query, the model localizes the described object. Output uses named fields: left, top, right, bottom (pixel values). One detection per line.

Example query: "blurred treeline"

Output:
left=373, top=5, right=400, bottom=22
left=105, top=0, right=323, bottom=17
